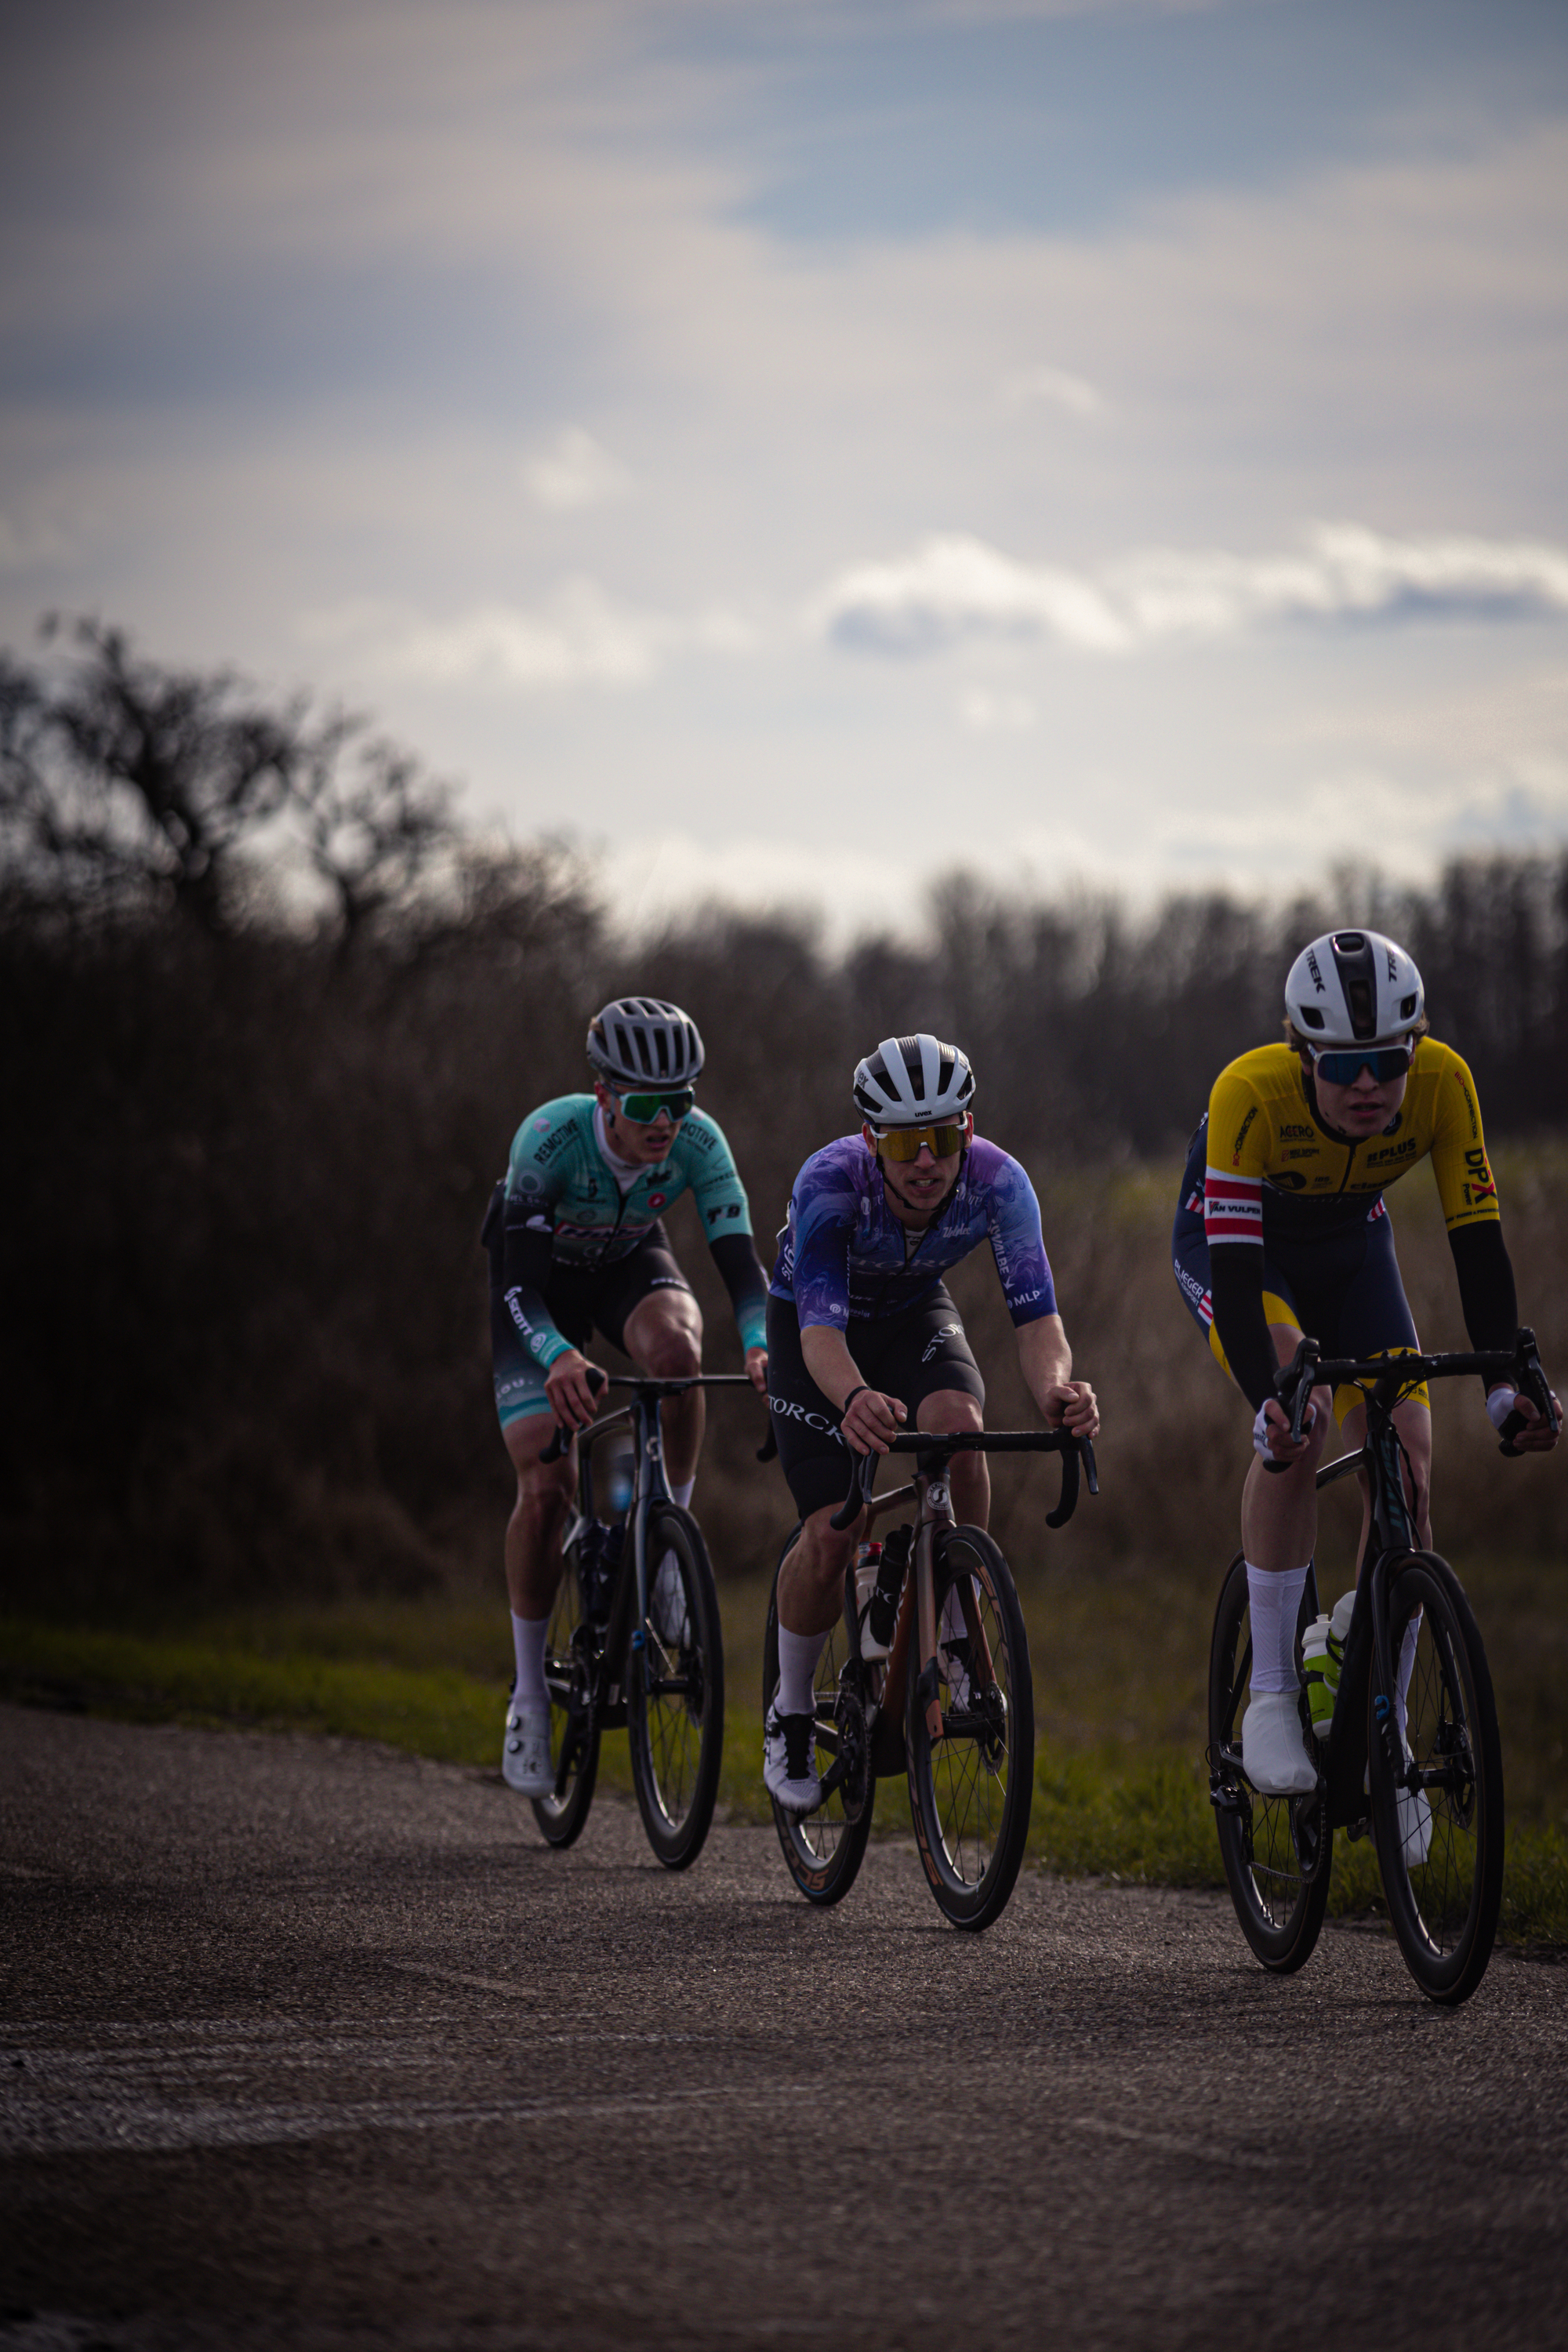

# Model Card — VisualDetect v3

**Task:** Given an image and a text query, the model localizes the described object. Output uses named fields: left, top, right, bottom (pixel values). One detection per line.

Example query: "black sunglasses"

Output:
left=1310, top=1043, right=1413, bottom=1086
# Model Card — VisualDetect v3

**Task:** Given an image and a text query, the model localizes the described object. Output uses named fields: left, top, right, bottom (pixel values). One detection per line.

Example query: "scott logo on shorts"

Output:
left=922, top=1322, right=964, bottom=1363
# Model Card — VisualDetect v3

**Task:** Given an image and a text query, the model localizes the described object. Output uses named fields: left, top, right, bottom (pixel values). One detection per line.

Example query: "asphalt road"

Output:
left=3, top=1702, right=1566, bottom=2352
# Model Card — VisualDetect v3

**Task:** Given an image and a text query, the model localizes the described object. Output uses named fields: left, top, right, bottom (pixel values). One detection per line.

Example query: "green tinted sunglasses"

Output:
left=613, top=1086, right=695, bottom=1123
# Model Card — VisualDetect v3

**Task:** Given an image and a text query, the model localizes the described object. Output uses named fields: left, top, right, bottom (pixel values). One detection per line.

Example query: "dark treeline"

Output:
left=5, top=626, right=1567, bottom=1612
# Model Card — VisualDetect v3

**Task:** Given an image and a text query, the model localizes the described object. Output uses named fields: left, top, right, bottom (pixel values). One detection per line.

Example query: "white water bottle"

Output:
left=854, top=1541, right=891, bottom=1661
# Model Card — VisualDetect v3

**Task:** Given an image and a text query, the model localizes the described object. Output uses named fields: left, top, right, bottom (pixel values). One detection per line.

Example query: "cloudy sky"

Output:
left=3, top=0, right=1566, bottom=934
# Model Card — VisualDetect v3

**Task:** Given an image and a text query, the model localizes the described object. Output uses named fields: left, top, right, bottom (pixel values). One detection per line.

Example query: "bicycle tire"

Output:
left=1368, top=1550, right=1504, bottom=2006
left=906, top=1527, right=1033, bottom=1931
left=1208, top=1552, right=1331, bottom=1973
left=532, top=1543, right=602, bottom=1848
left=763, top=1531, right=874, bottom=1906
left=628, top=1503, right=725, bottom=1870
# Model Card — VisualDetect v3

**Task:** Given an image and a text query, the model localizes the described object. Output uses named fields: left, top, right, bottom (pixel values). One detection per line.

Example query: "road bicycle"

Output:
left=533, top=1370, right=756, bottom=1869
left=764, top=1426, right=1097, bottom=1931
left=1208, top=1326, right=1557, bottom=2005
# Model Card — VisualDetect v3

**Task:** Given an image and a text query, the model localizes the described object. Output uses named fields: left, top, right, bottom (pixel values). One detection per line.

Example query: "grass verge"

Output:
left=5, top=1613, right=1566, bottom=1950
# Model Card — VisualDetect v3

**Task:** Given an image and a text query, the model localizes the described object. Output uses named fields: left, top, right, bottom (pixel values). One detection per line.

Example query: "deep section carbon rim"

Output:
left=906, top=1528, right=1033, bottom=1929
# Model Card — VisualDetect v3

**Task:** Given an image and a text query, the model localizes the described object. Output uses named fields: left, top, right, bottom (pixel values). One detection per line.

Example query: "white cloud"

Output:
left=521, top=427, right=630, bottom=512
left=959, top=688, right=1036, bottom=731
left=997, top=365, right=1103, bottom=419
left=814, top=525, right=1568, bottom=658
left=299, top=579, right=756, bottom=691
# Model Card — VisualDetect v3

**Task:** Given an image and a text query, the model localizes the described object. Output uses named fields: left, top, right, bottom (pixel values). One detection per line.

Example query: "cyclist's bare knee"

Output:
left=624, top=1291, right=703, bottom=1380
left=916, top=1388, right=983, bottom=1437
left=779, top=1501, right=855, bottom=1635
left=505, top=1418, right=575, bottom=1515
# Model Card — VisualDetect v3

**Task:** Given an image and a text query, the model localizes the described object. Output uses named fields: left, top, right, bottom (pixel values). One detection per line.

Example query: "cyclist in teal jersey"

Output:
left=481, top=997, right=769, bottom=1798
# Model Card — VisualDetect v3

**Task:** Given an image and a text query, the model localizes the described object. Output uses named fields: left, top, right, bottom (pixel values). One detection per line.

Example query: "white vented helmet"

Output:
left=1283, top=931, right=1425, bottom=1047
left=586, top=996, right=705, bottom=1086
left=852, top=1034, right=975, bottom=1127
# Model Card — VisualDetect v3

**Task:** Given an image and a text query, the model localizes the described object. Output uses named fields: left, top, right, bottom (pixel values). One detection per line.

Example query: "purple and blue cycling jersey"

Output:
left=769, top=1134, right=1057, bottom=1329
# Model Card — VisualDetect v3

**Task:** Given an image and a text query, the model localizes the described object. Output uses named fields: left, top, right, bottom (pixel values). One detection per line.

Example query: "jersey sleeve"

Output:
left=676, top=1110, right=755, bottom=1238
left=1202, top=1066, right=1268, bottom=1246
left=499, top=1109, right=574, bottom=1368
left=788, top=1156, right=859, bottom=1331
left=676, top=1112, right=768, bottom=1351
left=1426, top=1047, right=1502, bottom=1232
left=983, top=1151, right=1058, bottom=1326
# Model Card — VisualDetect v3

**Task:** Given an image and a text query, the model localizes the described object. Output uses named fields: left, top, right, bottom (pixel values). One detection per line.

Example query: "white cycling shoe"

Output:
left=503, top=1695, right=554, bottom=1798
left=652, top=1552, right=690, bottom=1646
left=763, top=1700, right=821, bottom=1814
left=1242, top=1690, right=1319, bottom=1795
left=1396, top=1747, right=1433, bottom=1868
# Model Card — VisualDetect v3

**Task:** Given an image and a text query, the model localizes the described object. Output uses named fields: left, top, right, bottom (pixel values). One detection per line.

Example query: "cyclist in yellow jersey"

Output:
left=1172, top=929, right=1559, bottom=1798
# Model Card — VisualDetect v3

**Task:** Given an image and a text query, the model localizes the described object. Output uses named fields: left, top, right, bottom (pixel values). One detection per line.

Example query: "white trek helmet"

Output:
left=852, top=1034, right=976, bottom=1126
left=1284, top=930, right=1425, bottom=1047
left=586, top=996, right=705, bottom=1086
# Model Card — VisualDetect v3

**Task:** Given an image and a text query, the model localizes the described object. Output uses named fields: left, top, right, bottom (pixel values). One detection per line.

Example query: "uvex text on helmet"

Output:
left=586, top=997, right=705, bottom=1086
left=851, top=1034, right=976, bottom=1126
left=1283, top=931, right=1425, bottom=1048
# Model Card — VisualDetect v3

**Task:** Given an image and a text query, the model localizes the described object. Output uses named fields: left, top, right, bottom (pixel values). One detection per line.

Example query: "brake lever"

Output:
left=829, top=1448, right=877, bottom=1533
left=1261, top=1337, right=1319, bottom=1476
left=539, top=1365, right=608, bottom=1465
left=1044, top=1438, right=1080, bottom=1530
left=1500, top=1325, right=1559, bottom=1456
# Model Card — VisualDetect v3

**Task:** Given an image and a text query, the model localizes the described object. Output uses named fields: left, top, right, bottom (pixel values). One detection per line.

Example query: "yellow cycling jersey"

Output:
left=1203, top=1038, right=1501, bottom=1243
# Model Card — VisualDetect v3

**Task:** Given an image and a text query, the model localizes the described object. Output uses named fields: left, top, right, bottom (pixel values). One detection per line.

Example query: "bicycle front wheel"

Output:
left=628, top=1503, right=724, bottom=1870
left=763, top=1534, right=874, bottom=1906
left=1369, top=1550, right=1504, bottom=2006
left=906, top=1528, right=1033, bottom=1931
left=1208, top=1552, right=1330, bottom=1972
left=532, top=1547, right=602, bottom=1849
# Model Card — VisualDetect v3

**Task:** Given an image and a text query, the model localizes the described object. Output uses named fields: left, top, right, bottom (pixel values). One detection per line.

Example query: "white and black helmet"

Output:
left=586, top=996, right=705, bottom=1086
left=1284, top=931, right=1425, bottom=1047
left=852, top=1034, right=976, bottom=1127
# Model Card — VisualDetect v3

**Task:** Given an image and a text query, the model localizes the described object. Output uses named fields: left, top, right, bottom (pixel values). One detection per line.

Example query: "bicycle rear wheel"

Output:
left=628, top=1503, right=724, bottom=1870
left=1369, top=1550, right=1504, bottom=2006
left=1208, top=1552, right=1330, bottom=1972
left=532, top=1544, right=601, bottom=1848
left=763, top=1534, right=874, bottom=1906
left=906, top=1528, right=1033, bottom=1931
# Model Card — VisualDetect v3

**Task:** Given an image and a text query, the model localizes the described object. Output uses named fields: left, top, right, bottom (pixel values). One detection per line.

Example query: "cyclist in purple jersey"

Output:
left=774, top=1132, right=1058, bottom=1329
left=762, top=1033, right=1098, bottom=1813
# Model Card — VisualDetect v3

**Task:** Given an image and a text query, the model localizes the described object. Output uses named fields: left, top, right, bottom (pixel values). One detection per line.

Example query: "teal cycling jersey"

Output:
left=500, top=1094, right=765, bottom=1360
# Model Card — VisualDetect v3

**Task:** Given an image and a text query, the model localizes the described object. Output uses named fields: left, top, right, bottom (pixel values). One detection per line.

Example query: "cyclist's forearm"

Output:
left=1016, top=1311, right=1072, bottom=1409
left=800, top=1323, right=869, bottom=1413
left=502, top=1281, right=574, bottom=1369
left=709, top=1232, right=769, bottom=1355
left=499, top=1221, right=572, bottom=1368
left=1207, top=1247, right=1279, bottom=1411
left=1448, top=1220, right=1519, bottom=1355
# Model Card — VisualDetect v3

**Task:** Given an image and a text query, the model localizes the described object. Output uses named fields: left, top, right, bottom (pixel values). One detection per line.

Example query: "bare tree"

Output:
left=0, top=617, right=453, bottom=933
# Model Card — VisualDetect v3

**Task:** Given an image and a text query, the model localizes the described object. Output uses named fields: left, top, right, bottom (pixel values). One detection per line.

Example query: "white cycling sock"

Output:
left=511, top=1612, right=549, bottom=1706
left=670, top=1476, right=695, bottom=1510
left=775, top=1625, right=828, bottom=1717
left=1394, top=1608, right=1422, bottom=1743
left=1246, top=1562, right=1310, bottom=1693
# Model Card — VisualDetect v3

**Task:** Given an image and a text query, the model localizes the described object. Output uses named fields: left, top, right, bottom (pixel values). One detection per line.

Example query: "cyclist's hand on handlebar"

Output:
left=1044, top=1380, right=1099, bottom=1439
left=1488, top=1383, right=1562, bottom=1452
left=744, top=1345, right=769, bottom=1397
left=543, top=1348, right=602, bottom=1433
left=840, top=1388, right=906, bottom=1456
left=1253, top=1396, right=1317, bottom=1464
